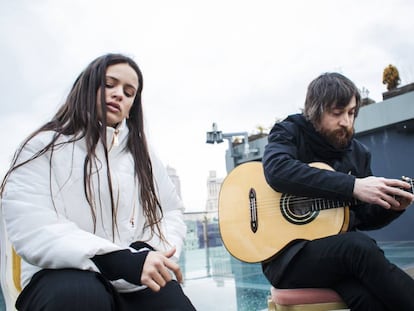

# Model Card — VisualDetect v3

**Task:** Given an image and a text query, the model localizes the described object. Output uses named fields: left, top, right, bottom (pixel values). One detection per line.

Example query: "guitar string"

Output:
left=227, top=198, right=350, bottom=216
left=225, top=208, right=330, bottom=218
left=228, top=181, right=414, bottom=215
left=243, top=196, right=351, bottom=208
left=222, top=176, right=414, bottom=214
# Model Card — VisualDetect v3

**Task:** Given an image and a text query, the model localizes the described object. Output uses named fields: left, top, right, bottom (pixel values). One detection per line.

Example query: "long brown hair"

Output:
left=1, top=53, right=164, bottom=240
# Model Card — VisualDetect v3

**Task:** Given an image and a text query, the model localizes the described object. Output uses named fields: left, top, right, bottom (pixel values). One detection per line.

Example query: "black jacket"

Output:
left=262, top=114, right=402, bottom=282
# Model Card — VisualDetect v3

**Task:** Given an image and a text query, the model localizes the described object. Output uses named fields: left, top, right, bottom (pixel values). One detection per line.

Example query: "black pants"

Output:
left=263, top=232, right=414, bottom=311
left=16, top=269, right=196, bottom=311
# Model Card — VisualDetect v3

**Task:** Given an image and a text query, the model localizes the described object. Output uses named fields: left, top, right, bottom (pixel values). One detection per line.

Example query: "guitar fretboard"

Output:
left=309, top=175, right=413, bottom=212
left=310, top=198, right=358, bottom=212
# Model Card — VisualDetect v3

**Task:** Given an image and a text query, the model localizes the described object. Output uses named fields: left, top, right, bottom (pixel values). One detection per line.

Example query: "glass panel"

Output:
left=180, top=215, right=414, bottom=310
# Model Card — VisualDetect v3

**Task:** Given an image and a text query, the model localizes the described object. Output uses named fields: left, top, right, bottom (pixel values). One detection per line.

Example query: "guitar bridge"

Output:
left=249, top=188, right=258, bottom=233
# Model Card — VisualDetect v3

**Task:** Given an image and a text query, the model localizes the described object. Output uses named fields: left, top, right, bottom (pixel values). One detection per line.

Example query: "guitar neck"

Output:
left=311, top=175, right=414, bottom=212
left=402, top=176, right=414, bottom=195
left=310, top=197, right=358, bottom=212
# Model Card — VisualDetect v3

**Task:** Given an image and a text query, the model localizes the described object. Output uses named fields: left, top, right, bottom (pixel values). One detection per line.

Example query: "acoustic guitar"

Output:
left=218, top=161, right=413, bottom=263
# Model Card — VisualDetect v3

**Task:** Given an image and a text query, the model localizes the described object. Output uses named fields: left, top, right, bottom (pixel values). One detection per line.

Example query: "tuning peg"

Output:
left=402, top=176, right=412, bottom=182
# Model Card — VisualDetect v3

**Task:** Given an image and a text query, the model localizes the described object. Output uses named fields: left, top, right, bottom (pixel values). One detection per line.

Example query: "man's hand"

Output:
left=141, top=247, right=183, bottom=292
left=354, top=176, right=414, bottom=210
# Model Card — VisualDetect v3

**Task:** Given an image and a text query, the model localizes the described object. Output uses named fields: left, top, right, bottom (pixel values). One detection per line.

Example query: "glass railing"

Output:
left=180, top=245, right=270, bottom=310
left=180, top=214, right=270, bottom=310
left=179, top=214, right=414, bottom=310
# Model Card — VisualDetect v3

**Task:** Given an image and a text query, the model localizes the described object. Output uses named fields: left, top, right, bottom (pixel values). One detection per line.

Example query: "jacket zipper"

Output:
left=110, top=129, right=120, bottom=150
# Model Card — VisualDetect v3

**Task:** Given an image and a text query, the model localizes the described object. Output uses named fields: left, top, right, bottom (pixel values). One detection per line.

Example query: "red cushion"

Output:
left=271, top=287, right=344, bottom=305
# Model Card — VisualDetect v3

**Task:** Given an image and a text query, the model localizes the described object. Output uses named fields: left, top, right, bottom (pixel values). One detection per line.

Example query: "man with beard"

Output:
left=262, top=72, right=414, bottom=311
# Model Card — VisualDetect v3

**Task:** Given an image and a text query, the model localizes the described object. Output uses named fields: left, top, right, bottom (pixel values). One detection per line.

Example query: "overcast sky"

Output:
left=1, top=0, right=414, bottom=212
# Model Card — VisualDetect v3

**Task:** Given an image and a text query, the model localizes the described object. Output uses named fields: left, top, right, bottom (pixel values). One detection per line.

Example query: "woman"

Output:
left=1, top=54, right=195, bottom=310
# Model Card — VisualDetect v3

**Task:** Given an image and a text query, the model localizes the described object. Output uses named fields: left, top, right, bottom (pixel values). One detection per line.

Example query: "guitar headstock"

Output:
left=402, top=176, right=414, bottom=194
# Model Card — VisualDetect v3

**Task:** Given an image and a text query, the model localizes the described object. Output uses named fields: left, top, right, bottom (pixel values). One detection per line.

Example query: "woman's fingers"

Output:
left=141, top=248, right=182, bottom=291
left=164, top=258, right=183, bottom=283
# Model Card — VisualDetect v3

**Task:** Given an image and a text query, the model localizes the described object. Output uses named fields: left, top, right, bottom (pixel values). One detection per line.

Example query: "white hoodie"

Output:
left=1, top=120, right=186, bottom=292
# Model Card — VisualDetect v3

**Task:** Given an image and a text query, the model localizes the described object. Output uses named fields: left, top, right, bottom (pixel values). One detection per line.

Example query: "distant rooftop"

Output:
left=355, top=87, right=414, bottom=134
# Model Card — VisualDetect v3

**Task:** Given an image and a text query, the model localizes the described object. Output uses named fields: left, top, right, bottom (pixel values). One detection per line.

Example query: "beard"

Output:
left=319, top=126, right=354, bottom=149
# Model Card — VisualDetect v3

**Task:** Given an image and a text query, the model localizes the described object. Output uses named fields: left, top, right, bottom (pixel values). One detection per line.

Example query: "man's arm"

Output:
left=263, top=122, right=355, bottom=200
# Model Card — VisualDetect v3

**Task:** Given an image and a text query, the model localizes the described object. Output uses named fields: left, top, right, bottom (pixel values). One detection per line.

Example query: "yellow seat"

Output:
left=1, top=217, right=21, bottom=311
left=268, top=287, right=349, bottom=311
left=12, top=248, right=22, bottom=293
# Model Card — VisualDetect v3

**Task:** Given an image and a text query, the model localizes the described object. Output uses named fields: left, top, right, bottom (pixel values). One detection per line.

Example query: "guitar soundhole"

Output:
left=280, top=194, right=318, bottom=225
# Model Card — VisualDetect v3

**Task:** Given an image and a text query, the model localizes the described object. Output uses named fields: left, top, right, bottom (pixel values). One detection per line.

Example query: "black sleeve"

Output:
left=353, top=204, right=404, bottom=230
left=263, top=123, right=355, bottom=200
left=91, top=242, right=154, bottom=285
left=350, top=150, right=406, bottom=230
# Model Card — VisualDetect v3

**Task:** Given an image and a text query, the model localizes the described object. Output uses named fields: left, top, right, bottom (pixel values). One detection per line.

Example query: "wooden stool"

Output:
left=268, top=287, right=349, bottom=311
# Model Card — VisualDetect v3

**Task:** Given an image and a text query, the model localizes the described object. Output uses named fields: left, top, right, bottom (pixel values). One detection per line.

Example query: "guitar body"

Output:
left=218, top=161, right=350, bottom=263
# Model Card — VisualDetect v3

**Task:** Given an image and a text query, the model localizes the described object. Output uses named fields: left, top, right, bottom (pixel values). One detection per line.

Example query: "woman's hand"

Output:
left=140, top=247, right=183, bottom=292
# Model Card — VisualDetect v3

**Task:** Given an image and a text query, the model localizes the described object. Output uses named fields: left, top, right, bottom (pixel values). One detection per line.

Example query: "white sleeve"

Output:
left=1, top=136, right=122, bottom=271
